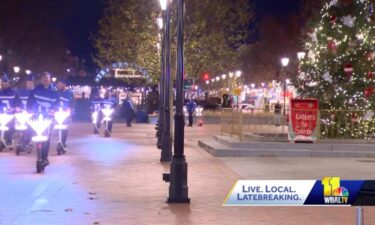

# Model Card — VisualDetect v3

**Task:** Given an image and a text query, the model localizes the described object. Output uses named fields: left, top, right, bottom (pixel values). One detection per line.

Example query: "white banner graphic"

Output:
left=223, top=180, right=316, bottom=206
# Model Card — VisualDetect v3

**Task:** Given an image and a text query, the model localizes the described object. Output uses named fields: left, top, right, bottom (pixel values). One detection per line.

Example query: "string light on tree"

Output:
left=296, top=0, right=375, bottom=138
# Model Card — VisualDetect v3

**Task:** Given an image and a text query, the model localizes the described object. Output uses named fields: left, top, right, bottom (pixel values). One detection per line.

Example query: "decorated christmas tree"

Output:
left=296, top=0, right=375, bottom=138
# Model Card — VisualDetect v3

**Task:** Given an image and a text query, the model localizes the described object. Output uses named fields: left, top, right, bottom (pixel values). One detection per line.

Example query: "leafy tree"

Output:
left=93, top=0, right=160, bottom=82
left=93, top=0, right=256, bottom=82
left=184, top=0, right=256, bottom=80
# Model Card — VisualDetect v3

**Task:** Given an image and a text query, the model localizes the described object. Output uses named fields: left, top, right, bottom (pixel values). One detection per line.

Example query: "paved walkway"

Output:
left=0, top=123, right=374, bottom=225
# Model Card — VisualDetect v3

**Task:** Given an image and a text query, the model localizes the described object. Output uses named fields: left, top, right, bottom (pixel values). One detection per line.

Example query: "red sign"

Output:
left=203, top=72, right=209, bottom=81
left=288, top=99, right=319, bottom=142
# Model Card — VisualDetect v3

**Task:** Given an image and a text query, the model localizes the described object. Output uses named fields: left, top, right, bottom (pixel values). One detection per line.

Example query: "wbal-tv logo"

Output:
left=321, top=177, right=349, bottom=204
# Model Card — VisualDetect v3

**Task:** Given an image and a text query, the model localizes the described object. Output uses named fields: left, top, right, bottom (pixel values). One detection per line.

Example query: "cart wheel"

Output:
left=36, top=161, right=44, bottom=173
left=0, top=143, right=5, bottom=152
left=104, top=130, right=110, bottom=138
left=15, top=146, right=22, bottom=155
left=56, top=144, right=65, bottom=155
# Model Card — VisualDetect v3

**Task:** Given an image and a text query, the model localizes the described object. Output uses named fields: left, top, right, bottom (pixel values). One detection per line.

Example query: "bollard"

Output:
left=356, top=206, right=364, bottom=225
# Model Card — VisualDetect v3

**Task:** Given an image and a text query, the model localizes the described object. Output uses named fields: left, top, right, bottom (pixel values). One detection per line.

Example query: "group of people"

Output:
left=0, top=72, right=74, bottom=168
left=90, top=90, right=136, bottom=136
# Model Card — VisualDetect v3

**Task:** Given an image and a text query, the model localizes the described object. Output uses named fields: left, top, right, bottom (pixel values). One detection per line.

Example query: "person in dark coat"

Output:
left=18, top=74, right=34, bottom=110
left=274, top=101, right=282, bottom=126
left=17, top=74, right=35, bottom=148
left=186, top=97, right=197, bottom=127
left=56, top=79, right=74, bottom=149
left=0, top=73, right=21, bottom=145
left=122, top=94, right=135, bottom=127
left=27, top=72, right=60, bottom=166
left=101, top=92, right=117, bottom=133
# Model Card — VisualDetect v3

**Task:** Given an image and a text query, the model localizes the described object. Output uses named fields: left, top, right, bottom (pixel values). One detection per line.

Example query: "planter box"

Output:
left=148, top=114, right=158, bottom=124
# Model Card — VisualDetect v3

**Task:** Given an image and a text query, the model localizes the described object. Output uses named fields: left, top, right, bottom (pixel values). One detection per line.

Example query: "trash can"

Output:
left=136, top=110, right=148, bottom=123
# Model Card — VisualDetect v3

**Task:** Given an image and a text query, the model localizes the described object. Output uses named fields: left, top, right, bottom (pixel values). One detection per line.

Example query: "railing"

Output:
left=220, top=108, right=375, bottom=140
left=242, top=110, right=288, bottom=139
left=220, top=108, right=243, bottom=140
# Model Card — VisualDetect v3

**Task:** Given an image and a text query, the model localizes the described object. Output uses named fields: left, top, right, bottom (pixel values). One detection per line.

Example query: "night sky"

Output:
left=254, top=0, right=300, bottom=15
left=60, top=0, right=105, bottom=71
left=59, top=0, right=300, bottom=71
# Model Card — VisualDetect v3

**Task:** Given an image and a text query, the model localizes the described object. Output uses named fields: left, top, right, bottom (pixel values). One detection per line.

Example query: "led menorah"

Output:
left=92, top=111, right=99, bottom=124
left=15, top=111, right=33, bottom=131
left=195, top=107, right=203, bottom=117
left=28, top=115, right=52, bottom=142
left=0, top=113, right=14, bottom=131
left=101, top=107, right=114, bottom=122
left=54, top=109, right=70, bottom=130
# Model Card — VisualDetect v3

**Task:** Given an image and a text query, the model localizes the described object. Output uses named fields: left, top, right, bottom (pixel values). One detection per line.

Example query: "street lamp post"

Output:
left=234, top=70, right=242, bottom=108
left=168, top=0, right=190, bottom=203
left=156, top=16, right=165, bottom=150
left=160, top=0, right=172, bottom=162
left=0, top=55, right=3, bottom=71
left=13, top=66, right=21, bottom=74
left=281, top=57, right=289, bottom=115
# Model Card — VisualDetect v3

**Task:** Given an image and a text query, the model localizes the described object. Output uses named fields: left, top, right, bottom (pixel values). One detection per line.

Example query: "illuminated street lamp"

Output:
left=215, top=76, right=220, bottom=81
left=156, top=16, right=165, bottom=150
left=211, top=78, right=215, bottom=83
left=159, top=0, right=168, bottom=10
left=280, top=57, right=290, bottom=115
left=157, top=17, right=163, bottom=30
left=221, top=74, right=226, bottom=80
left=281, top=57, right=290, bottom=67
left=205, top=80, right=209, bottom=85
left=251, top=83, right=255, bottom=88
left=235, top=70, right=242, bottom=78
left=297, top=52, right=306, bottom=60
left=159, top=0, right=172, bottom=162
left=13, top=66, right=20, bottom=74
left=25, top=70, right=31, bottom=75
left=0, top=55, right=2, bottom=62
left=166, top=0, right=190, bottom=203
left=228, top=72, right=234, bottom=78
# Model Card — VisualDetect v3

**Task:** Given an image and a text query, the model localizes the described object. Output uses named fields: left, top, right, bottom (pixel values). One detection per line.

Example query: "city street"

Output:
left=0, top=123, right=374, bottom=225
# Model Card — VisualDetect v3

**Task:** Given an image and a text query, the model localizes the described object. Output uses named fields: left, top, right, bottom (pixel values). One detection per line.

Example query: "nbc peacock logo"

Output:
left=321, top=177, right=349, bottom=204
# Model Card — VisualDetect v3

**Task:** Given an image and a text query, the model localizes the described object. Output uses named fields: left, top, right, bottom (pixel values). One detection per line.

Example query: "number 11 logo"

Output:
left=321, top=177, right=340, bottom=196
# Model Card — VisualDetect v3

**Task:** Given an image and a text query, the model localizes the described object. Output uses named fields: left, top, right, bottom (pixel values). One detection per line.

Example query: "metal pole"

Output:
left=357, top=206, right=364, bottom=225
left=157, top=14, right=166, bottom=150
left=283, top=68, right=286, bottom=116
left=284, top=81, right=286, bottom=115
left=168, top=0, right=190, bottom=203
left=161, top=2, right=172, bottom=162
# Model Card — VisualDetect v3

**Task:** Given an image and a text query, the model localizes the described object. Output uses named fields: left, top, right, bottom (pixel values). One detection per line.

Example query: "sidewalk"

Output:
left=0, top=123, right=374, bottom=225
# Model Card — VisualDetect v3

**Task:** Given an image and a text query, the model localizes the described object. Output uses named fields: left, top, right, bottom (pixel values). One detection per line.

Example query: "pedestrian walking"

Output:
left=274, top=101, right=282, bottom=126
left=186, top=96, right=196, bottom=127
left=122, top=94, right=135, bottom=127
